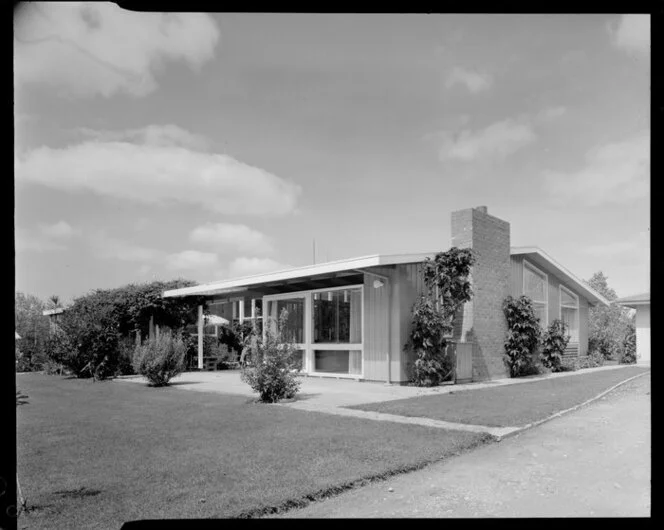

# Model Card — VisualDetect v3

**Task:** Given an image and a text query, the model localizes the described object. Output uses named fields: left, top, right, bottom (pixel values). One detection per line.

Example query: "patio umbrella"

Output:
left=204, top=314, right=230, bottom=326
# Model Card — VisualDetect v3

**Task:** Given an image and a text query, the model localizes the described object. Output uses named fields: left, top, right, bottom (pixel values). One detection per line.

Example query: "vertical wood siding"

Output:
left=363, top=263, right=425, bottom=383
left=363, top=266, right=393, bottom=381
left=395, top=263, right=425, bottom=382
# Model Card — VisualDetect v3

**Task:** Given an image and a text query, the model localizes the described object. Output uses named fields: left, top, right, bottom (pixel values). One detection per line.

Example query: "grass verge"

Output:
left=347, top=366, right=649, bottom=428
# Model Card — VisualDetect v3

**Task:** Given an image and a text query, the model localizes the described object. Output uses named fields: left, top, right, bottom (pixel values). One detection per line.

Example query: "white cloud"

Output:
left=38, top=220, right=78, bottom=238
left=445, top=66, right=493, bottom=94
left=15, top=228, right=67, bottom=253
left=15, top=221, right=80, bottom=253
left=88, top=231, right=164, bottom=262
left=609, top=14, right=650, bottom=56
left=535, top=106, right=567, bottom=122
left=439, top=118, right=536, bottom=162
left=14, top=3, right=220, bottom=98
left=228, top=257, right=289, bottom=278
left=165, top=250, right=219, bottom=272
left=583, top=230, right=649, bottom=259
left=543, top=131, right=649, bottom=205
left=76, top=124, right=211, bottom=150
left=15, top=125, right=302, bottom=216
left=189, top=223, right=273, bottom=255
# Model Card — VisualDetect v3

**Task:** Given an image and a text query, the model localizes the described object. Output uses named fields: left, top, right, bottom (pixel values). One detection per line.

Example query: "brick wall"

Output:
left=451, top=206, right=510, bottom=381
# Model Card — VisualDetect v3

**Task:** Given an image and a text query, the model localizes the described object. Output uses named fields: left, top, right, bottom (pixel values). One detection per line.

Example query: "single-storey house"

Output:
left=163, top=206, right=610, bottom=383
left=616, top=292, right=650, bottom=365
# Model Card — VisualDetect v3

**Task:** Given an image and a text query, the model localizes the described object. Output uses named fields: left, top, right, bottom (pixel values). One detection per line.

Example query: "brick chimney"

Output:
left=450, top=206, right=511, bottom=380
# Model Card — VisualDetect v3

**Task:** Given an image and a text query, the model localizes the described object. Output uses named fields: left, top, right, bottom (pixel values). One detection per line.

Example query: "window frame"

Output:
left=559, top=284, right=580, bottom=344
left=263, top=284, right=364, bottom=378
left=523, top=259, right=549, bottom=328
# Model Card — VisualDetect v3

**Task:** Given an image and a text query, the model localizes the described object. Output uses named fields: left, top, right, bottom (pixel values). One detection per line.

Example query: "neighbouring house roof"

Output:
left=15, top=332, right=21, bottom=339
left=43, top=307, right=66, bottom=316
left=163, top=252, right=436, bottom=298
left=510, top=246, right=611, bottom=307
left=615, top=292, right=650, bottom=308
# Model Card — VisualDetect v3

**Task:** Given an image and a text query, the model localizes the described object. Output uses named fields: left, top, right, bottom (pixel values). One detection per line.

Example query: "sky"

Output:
left=14, top=6, right=650, bottom=304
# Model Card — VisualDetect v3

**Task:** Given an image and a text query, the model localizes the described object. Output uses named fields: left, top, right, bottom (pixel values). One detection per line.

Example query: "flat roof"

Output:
left=615, top=292, right=650, bottom=307
left=163, top=252, right=436, bottom=298
left=510, top=246, right=610, bottom=307
left=164, top=247, right=611, bottom=307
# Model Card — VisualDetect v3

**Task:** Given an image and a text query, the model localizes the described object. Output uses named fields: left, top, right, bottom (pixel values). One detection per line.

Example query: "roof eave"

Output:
left=510, top=246, right=611, bottom=307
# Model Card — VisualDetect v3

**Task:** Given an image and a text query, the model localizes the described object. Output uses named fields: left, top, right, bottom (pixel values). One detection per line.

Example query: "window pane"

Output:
left=313, top=288, right=362, bottom=344
left=254, top=299, right=263, bottom=317
left=524, top=265, right=546, bottom=302
left=266, top=298, right=304, bottom=344
left=561, top=307, right=579, bottom=342
left=314, top=350, right=361, bottom=374
left=560, top=288, right=577, bottom=307
left=289, top=348, right=305, bottom=371
left=532, top=302, right=547, bottom=327
left=243, top=298, right=252, bottom=318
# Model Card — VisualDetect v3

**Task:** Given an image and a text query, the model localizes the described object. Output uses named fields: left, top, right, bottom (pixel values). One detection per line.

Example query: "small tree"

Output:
left=540, top=319, right=569, bottom=372
left=133, top=330, right=187, bottom=386
left=405, top=248, right=475, bottom=386
left=240, top=309, right=302, bottom=403
left=620, top=324, right=637, bottom=364
left=503, top=295, right=542, bottom=377
left=585, top=271, right=634, bottom=360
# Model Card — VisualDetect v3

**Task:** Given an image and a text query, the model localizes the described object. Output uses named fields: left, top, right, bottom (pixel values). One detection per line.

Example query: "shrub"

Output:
left=407, top=297, right=454, bottom=386
left=540, top=319, right=569, bottom=372
left=44, top=327, right=79, bottom=375
left=133, top=331, right=187, bottom=386
left=503, top=295, right=542, bottom=378
left=116, top=337, right=136, bottom=376
left=620, top=326, right=637, bottom=364
left=240, top=310, right=302, bottom=403
left=405, top=248, right=475, bottom=387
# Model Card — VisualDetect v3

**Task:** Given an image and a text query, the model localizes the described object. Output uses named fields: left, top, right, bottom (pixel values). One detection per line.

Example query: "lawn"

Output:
left=16, top=374, right=489, bottom=528
left=347, top=366, right=649, bottom=428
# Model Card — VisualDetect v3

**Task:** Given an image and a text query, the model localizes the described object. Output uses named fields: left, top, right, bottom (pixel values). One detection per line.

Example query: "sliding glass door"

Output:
left=263, top=285, right=363, bottom=377
left=264, top=294, right=306, bottom=371
left=312, top=287, right=363, bottom=376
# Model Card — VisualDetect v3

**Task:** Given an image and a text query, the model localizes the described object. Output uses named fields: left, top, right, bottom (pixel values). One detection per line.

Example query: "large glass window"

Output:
left=313, top=288, right=362, bottom=344
left=265, top=297, right=305, bottom=344
left=523, top=261, right=548, bottom=327
left=560, top=286, right=579, bottom=343
left=314, top=350, right=362, bottom=375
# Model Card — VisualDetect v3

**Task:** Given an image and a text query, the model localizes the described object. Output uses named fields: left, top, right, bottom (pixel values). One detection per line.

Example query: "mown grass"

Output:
left=16, top=374, right=489, bottom=528
left=347, top=366, right=649, bottom=427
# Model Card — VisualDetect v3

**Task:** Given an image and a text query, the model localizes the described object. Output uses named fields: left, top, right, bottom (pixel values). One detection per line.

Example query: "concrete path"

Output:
left=269, top=373, right=651, bottom=518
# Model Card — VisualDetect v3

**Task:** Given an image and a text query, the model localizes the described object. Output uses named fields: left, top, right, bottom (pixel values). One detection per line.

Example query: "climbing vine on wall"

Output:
left=406, top=247, right=475, bottom=386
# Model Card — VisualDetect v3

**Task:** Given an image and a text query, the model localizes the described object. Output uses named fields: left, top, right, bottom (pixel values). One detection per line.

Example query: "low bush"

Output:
left=540, top=319, right=569, bottom=372
left=240, top=310, right=302, bottom=403
left=561, top=350, right=605, bottom=371
left=133, top=331, right=187, bottom=386
left=503, top=296, right=542, bottom=378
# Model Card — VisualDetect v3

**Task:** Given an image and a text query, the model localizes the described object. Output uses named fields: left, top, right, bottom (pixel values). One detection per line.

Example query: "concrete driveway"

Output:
left=269, top=372, right=651, bottom=518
